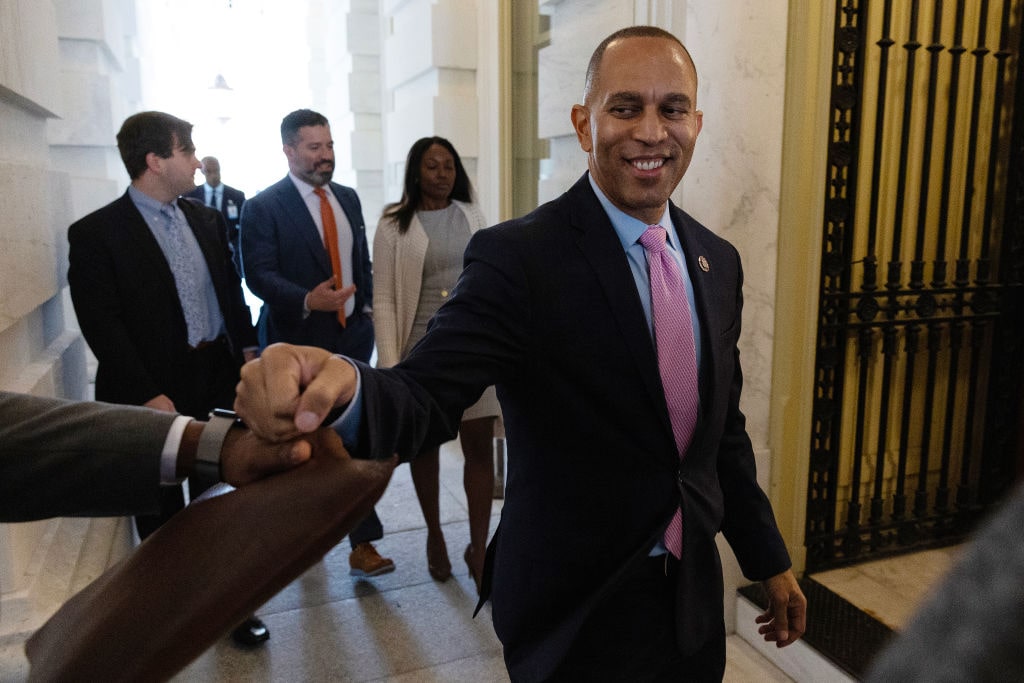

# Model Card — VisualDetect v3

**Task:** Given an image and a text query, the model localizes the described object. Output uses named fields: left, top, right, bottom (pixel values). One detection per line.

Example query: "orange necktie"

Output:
left=313, top=187, right=346, bottom=327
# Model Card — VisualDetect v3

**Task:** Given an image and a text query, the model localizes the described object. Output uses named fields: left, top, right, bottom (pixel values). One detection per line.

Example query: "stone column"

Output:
left=0, top=0, right=141, bottom=649
left=379, top=0, right=490, bottom=224
left=302, top=0, right=385, bottom=240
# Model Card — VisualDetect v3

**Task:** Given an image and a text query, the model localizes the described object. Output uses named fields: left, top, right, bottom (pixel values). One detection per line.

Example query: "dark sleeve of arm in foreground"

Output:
left=0, top=391, right=175, bottom=522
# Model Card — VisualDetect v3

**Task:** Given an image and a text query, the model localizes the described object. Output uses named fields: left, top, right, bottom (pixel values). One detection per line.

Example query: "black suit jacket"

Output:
left=352, top=174, right=791, bottom=681
left=68, top=191, right=256, bottom=408
left=239, top=176, right=374, bottom=359
left=186, top=183, right=246, bottom=268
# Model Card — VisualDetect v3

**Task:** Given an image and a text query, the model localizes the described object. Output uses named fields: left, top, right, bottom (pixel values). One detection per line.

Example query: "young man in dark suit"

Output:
left=67, top=110, right=268, bottom=647
left=185, top=155, right=246, bottom=270
left=238, top=108, right=392, bottom=578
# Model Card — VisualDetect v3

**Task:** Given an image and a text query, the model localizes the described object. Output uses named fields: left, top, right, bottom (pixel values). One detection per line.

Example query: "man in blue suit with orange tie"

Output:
left=239, top=108, right=392, bottom=578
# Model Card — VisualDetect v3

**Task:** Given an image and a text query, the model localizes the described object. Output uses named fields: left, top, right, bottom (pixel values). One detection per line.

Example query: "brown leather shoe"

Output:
left=349, top=542, right=395, bottom=577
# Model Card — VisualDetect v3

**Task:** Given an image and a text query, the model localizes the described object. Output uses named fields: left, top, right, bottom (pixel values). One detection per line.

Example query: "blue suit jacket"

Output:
left=352, top=174, right=792, bottom=681
left=239, top=176, right=374, bottom=359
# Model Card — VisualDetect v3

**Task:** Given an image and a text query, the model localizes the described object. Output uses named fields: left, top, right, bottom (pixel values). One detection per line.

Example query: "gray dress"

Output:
left=402, top=204, right=499, bottom=420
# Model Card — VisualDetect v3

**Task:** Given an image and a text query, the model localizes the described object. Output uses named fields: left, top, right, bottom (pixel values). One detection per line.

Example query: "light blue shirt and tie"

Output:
left=129, top=185, right=226, bottom=347
left=587, top=175, right=703, bottom=370
left=204, top=183, right=220, bottom=211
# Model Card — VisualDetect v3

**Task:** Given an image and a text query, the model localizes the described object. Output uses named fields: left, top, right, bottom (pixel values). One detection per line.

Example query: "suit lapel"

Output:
left=565, top=178, right=675, bottom=443
left=275, top=177, right=332, bottom=277
left=671, top=204, right=722, bottom=446
left=115, top=193, right=185, bottom=320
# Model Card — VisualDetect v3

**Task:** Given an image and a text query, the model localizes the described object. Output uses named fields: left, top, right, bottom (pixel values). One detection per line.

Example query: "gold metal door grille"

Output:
left=806, top=0, right=1024, bottom=571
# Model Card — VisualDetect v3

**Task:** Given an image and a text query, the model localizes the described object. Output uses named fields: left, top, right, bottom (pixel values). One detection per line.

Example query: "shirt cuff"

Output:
left=160, top=415, right=193, bottom=484
left=330, top=355, right=363, bottom=448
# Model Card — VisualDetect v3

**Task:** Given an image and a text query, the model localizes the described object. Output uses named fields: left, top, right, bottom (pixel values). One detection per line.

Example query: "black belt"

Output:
left=189, top=336, right=227, bottom=352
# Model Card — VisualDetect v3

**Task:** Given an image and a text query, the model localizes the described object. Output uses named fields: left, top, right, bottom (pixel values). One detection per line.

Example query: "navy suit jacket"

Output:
left=68, top=192, right=256, bottom=408
left=351, top=174, right=792, bottom=681
left=239, top=176, right=373, bottom=359
left=185, top=183, right=246, bottom=231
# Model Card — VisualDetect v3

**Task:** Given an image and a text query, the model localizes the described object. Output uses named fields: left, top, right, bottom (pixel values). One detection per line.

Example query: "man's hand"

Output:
left=144, top=394, right=176, bottom=413
left=754, top=569, right=807, bottom=648
left=306, top=278, right=356, bottom=313
left=234, top=342, right=357, bottom=442
left=219, top=427, right=313, bottom=486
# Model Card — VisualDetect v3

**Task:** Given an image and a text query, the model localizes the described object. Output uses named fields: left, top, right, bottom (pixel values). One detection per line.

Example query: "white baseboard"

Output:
left=734, top=593, right=857, bottom=683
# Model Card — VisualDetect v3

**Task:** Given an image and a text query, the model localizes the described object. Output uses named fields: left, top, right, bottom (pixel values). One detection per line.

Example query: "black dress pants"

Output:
left=548, top=554, right=726, bottom=682
left=134, top=339, right=239, bottom=540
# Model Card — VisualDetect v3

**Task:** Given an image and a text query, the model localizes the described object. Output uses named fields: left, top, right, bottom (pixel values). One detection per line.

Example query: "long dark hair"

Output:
left=381, top=136, right=473, bottom=234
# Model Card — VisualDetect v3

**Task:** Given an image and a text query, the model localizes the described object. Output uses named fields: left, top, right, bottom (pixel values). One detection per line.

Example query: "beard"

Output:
left=300, top=162, right=334, bottom=187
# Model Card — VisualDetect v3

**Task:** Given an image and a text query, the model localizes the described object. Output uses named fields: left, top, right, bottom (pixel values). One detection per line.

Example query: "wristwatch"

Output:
left=195, top=408, right=243, bottom=484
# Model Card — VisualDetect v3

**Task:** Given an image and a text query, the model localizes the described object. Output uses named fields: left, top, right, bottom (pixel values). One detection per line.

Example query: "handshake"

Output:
left=24, top=343, right=393, bottom=683
left=218, top=343, right=361, bottom=486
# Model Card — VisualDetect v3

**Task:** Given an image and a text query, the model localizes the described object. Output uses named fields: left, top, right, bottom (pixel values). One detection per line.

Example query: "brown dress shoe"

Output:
left=349, top=542, right=396, bottom=577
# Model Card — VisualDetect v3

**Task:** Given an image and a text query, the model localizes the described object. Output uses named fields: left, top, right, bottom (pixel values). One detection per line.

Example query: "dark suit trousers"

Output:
left=548, top=554, right=726, bottom=683
left=134, top=339, right=240, bottom=540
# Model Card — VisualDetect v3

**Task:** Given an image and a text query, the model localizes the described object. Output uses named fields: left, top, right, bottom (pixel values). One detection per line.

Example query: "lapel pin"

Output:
left=698, top=255, right=710, bottom=272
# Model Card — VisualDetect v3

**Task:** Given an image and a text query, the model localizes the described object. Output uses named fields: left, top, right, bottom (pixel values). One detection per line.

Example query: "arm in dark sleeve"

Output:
left=354, top=227, right=527, bottom=462
left=0, top=392, right=177, bottom=522
left=715, top=253, right=792, bottom=580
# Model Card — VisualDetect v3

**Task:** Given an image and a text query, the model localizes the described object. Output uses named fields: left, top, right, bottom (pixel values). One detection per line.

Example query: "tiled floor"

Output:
left=811, top=545, right=961, bottom=630
left=0, top=437, right=796, bottom=682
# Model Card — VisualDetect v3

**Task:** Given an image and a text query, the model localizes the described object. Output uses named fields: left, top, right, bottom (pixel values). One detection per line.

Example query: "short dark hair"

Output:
left=583, top=26, right=696, bottom=103
left=381, top=136, right=474, bottom=234
left=280, top=109, right=330, bottom=146
left=116, top=111, right=195, bottom=180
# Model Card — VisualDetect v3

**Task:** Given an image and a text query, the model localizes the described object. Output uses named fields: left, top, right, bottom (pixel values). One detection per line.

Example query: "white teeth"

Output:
left=633, top=159, right=663, bottom=171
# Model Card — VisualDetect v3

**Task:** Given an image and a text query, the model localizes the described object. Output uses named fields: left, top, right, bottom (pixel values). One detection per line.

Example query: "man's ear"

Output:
left=570, top=104, right=593, bottom=153
left=145, top=151, right=163, bottom=174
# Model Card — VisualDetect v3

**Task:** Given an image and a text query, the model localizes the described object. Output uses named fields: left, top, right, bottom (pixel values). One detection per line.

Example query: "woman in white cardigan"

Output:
left=372, top=137, right=499, bottom=591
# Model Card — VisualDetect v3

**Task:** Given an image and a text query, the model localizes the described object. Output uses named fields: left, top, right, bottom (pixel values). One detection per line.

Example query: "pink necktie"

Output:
left=639, top=225, right=698, bottom=558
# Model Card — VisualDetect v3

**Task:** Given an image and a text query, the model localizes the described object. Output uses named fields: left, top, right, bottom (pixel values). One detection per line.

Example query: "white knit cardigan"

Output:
left=372, top=200, right=488, bottom=369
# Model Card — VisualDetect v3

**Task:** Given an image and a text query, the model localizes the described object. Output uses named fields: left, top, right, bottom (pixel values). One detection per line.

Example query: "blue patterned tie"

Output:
left=160, top=204, right=204, bottom=346
left=639, top=225, right=698, bottom=558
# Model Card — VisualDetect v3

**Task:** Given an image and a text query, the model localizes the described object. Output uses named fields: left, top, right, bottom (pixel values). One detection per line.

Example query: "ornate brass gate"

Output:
left=805, top=0, right=1024, bottom=571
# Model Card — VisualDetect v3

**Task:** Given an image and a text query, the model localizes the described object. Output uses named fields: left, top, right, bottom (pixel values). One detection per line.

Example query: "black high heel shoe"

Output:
left=427, top=534, right=451, bottom=581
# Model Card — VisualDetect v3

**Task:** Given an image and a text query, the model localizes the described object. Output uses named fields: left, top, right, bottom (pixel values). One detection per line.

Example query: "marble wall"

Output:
left=0, top=0, right=140, bottom=637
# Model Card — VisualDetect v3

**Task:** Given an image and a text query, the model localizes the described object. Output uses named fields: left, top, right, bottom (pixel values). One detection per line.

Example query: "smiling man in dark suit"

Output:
left=235, top=27, right=807, bottom=682
left=238, top=108, right=393, bottom=579
left=67, top=110, right=268, bottom=648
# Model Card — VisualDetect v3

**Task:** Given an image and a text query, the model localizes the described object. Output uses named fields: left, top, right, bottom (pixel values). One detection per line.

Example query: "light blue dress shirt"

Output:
left=129, top=186, right=226, bottom=346
left=587, top=175, right=703, bottom=372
